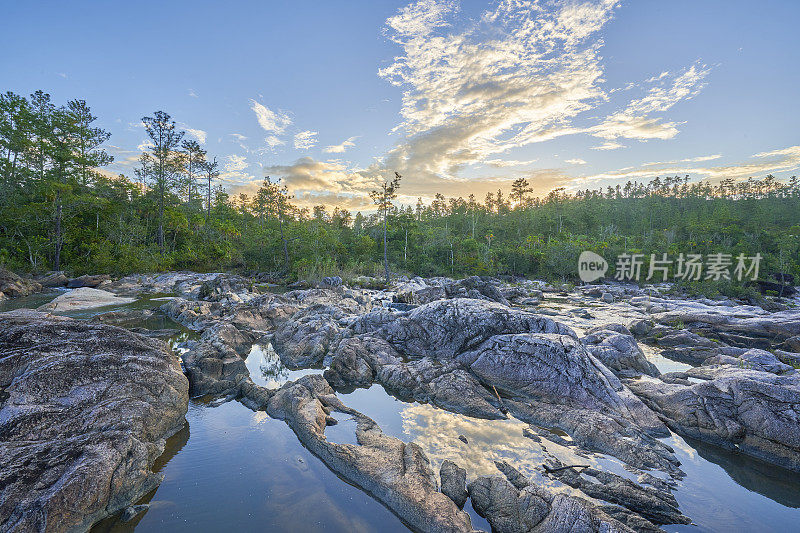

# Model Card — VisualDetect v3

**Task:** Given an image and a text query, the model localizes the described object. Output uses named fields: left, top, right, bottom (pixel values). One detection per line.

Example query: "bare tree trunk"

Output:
left=54, top=191, right=62, bottom=270
left=157, top=186, right=165, bottom=252
left=383, top=208, right=390, bottom=283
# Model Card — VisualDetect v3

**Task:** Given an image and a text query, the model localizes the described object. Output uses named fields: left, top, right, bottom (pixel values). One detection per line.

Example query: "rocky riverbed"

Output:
left=1, top=272, right=799, bottom=532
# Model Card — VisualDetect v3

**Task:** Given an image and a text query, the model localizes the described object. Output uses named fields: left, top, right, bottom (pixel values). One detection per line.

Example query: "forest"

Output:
left=2, top=90, right=799, bottom=294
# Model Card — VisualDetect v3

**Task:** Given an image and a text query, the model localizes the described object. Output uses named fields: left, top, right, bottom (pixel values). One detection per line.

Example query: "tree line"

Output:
left=2, top=90, right=799, bottom=293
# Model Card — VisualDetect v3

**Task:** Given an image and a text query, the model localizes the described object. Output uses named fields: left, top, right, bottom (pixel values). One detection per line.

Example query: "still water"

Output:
left=4, top=291, right=799, bottom=532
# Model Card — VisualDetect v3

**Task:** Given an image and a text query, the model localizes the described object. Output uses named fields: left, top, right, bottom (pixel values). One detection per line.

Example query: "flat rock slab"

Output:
left=0, top=311, right=189, bottom=532
left=38, top=287, right=136, bottom=312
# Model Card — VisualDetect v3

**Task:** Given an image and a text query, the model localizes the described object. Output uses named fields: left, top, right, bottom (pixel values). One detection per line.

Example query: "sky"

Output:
left=3, top=0, right=799, bottom=211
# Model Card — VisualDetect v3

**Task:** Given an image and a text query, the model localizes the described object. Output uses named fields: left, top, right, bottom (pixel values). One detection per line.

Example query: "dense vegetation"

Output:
left=2, top=90, right=799, bottom=293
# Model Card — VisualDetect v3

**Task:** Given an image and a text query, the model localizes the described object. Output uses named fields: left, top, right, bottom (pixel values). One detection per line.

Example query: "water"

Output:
left=4, top=292, right=800, bottom=532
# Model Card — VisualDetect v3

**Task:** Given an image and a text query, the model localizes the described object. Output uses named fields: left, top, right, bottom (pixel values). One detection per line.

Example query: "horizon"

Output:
left=3, top=0, right=799, bottom=211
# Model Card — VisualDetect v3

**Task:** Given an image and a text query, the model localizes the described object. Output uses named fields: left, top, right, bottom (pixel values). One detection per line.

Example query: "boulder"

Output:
left=582, top=325, right=660, bottom=377
left=35, top=271, right=68, bottom=288
left=38, top=287, right=135, bottom=312
left=468, top=473, right=632, bottom=533
left=0, top=312, right=189, bottom=532
left=66, top=274, right=110, bottom=288
left=628, top=370, right=800, bottom=472
left=440, top=460, right=468, bottom=508
left=181, top=323, right=255, bottom=397
left=0, top=268, right=41, bottom=298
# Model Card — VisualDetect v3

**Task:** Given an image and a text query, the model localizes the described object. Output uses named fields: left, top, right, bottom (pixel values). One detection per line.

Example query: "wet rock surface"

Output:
left=0, top=311, right=189, bottom=532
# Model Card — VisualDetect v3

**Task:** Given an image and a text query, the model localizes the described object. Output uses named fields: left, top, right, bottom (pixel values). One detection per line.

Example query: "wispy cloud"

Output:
left=565, top=158, right=587, bottom=165
left=188, top=88, right=199, bottom=98
left=249, top=99, right=292, bottom=134
left=294, top=130, right=318, bottom=150
left=323, top=136, right=358, bottom=153
left=181, top=125, right=207, bottom=144
left=591, top=141, right=626, bottom=151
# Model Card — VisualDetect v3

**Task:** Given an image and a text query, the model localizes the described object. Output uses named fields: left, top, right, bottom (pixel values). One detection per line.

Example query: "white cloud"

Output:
left=249, top=99, right=292, bottom=134
left=224, top=154, right=248, bottom=172
left=188, top=89, right=199, bottom=98
left=565, top=158, right=587, bottom=165
left=183, top=126, right=207, bottom=144
left=324, top=136, right=358, bottom=153
left=264, top=135, right=285, bottom=148
left=591, top=141, right=625, bottom=151
left=294, top=130, right=318, bottom=150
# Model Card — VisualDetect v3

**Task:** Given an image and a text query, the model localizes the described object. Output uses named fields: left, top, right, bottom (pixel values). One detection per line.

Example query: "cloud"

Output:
left=224, top=154, right=248, bottom=172
left=265, top=135, right=285, bottom=148
left=183, top=126, right=207, bottom=144
left=249, top=99, right=292, bottom=134
left=188, top=89, right=199, bottom=98
left=324, top=136, right=358, bottom=153
left=591, top=141, right=625, bottom=151
left=483, top=159, right=538, bottom=168
left=576, top=145, right=800, bottom=188
left=565, top=158, right=587, bottom=165
left=294, top=130, right=318, bottom=150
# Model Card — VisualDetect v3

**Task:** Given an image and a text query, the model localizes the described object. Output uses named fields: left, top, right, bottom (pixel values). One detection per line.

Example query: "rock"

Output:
left=647, top=329, right=724, bottom=365
left=0, top=268, right=42, bottom=298
left=321, top=276, right=343, bottom=287
left=0, top=312, right=188, bottom=532
left=544, top=461, right=690, bottom=526
left=652, top=300, right=800, bottom=342
left=601, top=292, right=614, bottom=303
left=785, top=335, right=800, bottom=352
left=38, top=287, right=136, bottom=312
left=703, top=348, right=793, bottom=375
left=371, top=298, right=575, bottom=361
left=120, top=504, right=149, bottom=522
left=182, top=323, right=255, bottom=397
left=35, top=271, right=68, bottom=288
left=582, top=325, right=660, bottom=378
left=272, top=304, right=344, bottom=368
left=444, top=276, right=509, bottom=306
left=468, top=473, right=633, bottom=533
left=628, top=371, right=800, bottom=472
left=266, top=375, right=474, bottom=533
left=66, top=274, right=110, bottom=288
left=754, top=279, right=796, bottom=297
left=505, top=399, right=680, bottom=474
left=325, top=335, right=505, bottom=419
left=440, top=460, right=468, bottom=508
left=628, top=319, right=654, bottom=337
left=456, top=333, right=666, bottom=435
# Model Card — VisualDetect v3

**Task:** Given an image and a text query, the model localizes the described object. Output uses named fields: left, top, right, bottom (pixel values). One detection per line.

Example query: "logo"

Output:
left=578, top=251, right=608, bottom=282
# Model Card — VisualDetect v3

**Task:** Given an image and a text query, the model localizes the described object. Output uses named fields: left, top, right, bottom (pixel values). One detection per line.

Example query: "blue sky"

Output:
left=3, top=0, right=799, bottom=210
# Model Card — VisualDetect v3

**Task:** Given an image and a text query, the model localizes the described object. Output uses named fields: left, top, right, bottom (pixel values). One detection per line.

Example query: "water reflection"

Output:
left=245, top=342, right=321, bottom=388
left=93, top=400, right=408, bottom=533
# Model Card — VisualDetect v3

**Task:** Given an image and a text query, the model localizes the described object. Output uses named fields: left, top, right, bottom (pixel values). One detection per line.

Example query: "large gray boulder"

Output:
left=181, top=322, right=255, bottom=397
left=0, top=311, right=189, bottom=532
left=581, top=324, right=660, bottom=378
left=628, top=369, right=800, bottom=472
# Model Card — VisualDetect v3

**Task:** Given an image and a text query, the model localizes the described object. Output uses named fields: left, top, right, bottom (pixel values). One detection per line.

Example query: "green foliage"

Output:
left=2, top=90, right=800, bottom=291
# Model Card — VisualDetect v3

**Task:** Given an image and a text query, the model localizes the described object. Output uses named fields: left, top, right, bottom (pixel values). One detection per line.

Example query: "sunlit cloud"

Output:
left=182, top=125, right=207, bottom=144
left=294, top=130, right=318, bottom=150
left=565, top=158, right=587, bottom=165
left=323, top=136, right=358, bottom=153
